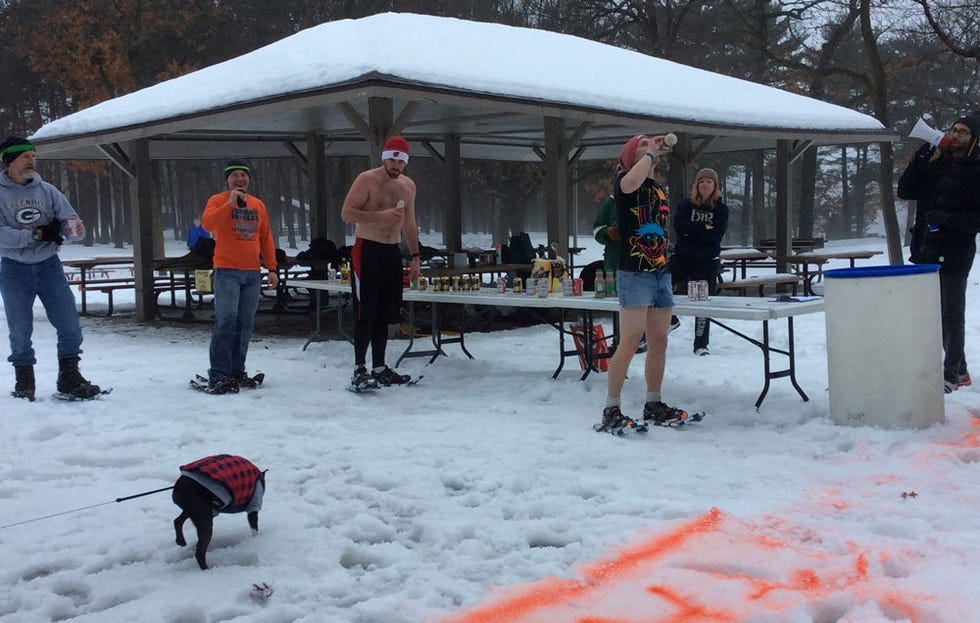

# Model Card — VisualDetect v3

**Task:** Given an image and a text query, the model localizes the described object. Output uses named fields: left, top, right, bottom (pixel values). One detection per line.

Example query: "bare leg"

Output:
left=643, top=307, right=672, bottom=393
left=606, top=307, right=648, bottom=401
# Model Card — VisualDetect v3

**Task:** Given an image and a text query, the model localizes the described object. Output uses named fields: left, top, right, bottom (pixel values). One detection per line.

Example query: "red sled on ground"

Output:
left=570, top=323, right=611, bottom=372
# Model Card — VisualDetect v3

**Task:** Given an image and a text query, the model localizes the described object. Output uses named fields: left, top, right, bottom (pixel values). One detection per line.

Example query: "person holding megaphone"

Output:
left=898, top=111, right=980, bottom=394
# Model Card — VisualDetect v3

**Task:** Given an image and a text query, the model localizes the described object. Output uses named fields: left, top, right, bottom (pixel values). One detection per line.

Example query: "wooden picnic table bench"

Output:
left=715, top=273, right=803, bottom=297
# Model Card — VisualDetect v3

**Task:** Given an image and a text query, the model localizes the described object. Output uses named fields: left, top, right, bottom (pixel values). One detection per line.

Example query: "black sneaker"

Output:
left=371, top=366, right=410, bottom=386
left=643, top=401, right=688, bottom=426
left=669, top=316, right=681, bottom=333
left=635, top=336, right=648, bottom=354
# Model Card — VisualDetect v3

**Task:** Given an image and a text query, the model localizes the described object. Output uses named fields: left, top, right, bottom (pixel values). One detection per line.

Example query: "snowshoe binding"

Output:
left=643, top=401, right=690, bottom=428
left=593, top=405, right=648, bottom=436
left=370, top=366, right=411, bottom=387
left=349, top=367, right=380, bottom=393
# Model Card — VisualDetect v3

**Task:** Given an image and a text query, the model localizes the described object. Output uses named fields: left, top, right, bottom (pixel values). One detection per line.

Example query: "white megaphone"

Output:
left=909, top=117, right=950, bottom=150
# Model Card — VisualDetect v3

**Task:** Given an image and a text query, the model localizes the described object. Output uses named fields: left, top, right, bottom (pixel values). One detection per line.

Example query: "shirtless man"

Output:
left=341, top=136, right=422, bottom=390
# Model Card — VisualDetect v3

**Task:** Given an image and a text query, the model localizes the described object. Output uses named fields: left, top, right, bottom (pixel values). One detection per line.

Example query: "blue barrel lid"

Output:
left=824, top=264, right=939, bottom=279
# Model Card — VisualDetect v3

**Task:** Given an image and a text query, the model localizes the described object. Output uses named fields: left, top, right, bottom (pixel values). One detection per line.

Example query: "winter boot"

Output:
left=57, top=356, right=101, bottom=400
left=13, top=365, right=35, bottom=402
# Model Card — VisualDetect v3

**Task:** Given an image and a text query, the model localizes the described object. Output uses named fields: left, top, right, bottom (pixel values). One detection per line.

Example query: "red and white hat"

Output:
left=381, top=136, right=410, bottom=163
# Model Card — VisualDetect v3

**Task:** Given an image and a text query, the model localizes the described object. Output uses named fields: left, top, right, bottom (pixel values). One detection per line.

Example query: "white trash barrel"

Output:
left=824, top=264, right=944, bottom=429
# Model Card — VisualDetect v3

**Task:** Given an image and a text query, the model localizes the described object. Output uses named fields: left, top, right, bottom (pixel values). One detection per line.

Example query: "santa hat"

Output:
left=381, top=136, right=410, bottom=163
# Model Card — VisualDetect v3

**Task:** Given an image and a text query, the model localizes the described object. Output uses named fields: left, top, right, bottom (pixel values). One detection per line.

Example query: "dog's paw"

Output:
left=175, top=535, right=187, bottom=547
left=251, top=528, right=258, bottom=537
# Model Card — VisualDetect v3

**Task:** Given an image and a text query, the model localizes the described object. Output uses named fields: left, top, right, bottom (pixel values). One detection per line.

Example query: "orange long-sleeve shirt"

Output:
left=201, top=191, right=277, bottom=271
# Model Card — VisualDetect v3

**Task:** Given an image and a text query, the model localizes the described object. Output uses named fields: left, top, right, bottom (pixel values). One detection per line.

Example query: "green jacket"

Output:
left=592, top=195, right=619, bottom=272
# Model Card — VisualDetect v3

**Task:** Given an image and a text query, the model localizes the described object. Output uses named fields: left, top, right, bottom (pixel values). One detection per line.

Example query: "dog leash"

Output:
left=0, top=485, right=175, bottom=531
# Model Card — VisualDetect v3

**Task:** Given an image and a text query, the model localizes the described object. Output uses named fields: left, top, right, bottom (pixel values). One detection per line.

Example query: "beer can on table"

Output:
left=513, top=277, right=522, bottom=294
left=451, top=276, right=461, bottom=292
left=536, top=277, right=549, bottom=298
left=687, top=281, right=697, bottom=300
left=698, top=280, right=709, bottom=301
left=525, top=277, right=537, bottom=296
left=418, top=276, right=428, bottom=291
left=497, top=275, right=508, bottom=293
left=572, top=278, right=583, bottom=296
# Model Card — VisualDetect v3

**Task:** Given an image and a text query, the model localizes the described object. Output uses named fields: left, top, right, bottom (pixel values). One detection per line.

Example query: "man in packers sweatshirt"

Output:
left=200, top=160, right=278, bottom=394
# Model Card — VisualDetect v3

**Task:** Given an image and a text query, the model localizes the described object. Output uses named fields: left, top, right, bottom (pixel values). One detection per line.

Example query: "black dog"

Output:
left=172, top=455, right=265, bottom=570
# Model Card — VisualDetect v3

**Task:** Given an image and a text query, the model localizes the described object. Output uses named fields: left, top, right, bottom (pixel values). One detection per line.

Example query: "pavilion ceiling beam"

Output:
left=337, top=101, right=375, bottom=141
left=390, top=101, right=420, bottom=137
left=97, top=143, right=135, bottom=179
left=420, top=141, right=444, bottom=162
left=790, top=139, right=813, bottom=162
left=282, top=141, right=309, bottom=177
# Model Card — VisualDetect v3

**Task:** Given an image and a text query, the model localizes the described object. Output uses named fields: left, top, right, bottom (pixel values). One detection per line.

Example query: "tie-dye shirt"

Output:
left=614, top=173, right=671, bottom=273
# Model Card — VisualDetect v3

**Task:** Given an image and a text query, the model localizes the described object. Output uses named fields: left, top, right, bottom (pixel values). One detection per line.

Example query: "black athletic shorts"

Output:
left=351, top=238, right=403, bottom=325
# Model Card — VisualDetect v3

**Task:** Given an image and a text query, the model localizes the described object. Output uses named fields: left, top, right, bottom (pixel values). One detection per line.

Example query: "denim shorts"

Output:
left=616, top=270, right=674, bottom=309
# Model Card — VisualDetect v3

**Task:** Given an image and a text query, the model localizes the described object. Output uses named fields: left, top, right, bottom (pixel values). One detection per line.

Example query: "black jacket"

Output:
left=897, top=147, right=980, bottom=274
left=672, top=197, right=729, bottom=264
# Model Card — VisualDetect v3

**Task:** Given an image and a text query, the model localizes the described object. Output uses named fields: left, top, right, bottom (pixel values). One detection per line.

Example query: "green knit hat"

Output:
left=224, top=159, right=250, bottom=179
left=0, top=137, right=35, bottom=166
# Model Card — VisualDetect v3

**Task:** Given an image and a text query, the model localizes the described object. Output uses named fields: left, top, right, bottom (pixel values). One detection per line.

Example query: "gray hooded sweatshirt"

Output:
left=0, top=171, right=84, bottom=264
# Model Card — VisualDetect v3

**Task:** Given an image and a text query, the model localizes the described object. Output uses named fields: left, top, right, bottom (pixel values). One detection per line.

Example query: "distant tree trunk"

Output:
left=97, top=170, right=112, bottom=243
left=740, top=163, right=752, bottom=246
left=112, top=167, right=127, bottom=249
left=860, top=0, right=901, bottom=264
left=279, top=159, right=297, bottom=249
left=798, top=146, right=816, bottom=239
left=839, top=146, right=850, bottom=238
left=751, top=151, right=766, bottom=243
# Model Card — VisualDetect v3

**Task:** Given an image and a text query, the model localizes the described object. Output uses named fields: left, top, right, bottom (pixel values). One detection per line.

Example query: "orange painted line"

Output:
left=646, top=585, right=736, bottom=623
left=442, top=508, right=724, bottom=623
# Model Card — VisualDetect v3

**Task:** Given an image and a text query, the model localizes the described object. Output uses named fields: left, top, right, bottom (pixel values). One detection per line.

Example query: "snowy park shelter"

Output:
left=29, top=12, right=893, bottom=321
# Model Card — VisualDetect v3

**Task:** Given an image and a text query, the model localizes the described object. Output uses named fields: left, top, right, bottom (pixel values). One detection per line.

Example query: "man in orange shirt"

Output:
left=200, top=160, right=278, bottom=394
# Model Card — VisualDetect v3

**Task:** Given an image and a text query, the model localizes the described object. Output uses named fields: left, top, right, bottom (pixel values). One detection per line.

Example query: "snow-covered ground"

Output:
left=1, top=234, right=978, bottom=622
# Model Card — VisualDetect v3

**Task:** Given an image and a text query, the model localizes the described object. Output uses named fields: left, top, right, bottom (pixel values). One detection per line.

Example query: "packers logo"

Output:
left=15, top=207, right=42, bottom=226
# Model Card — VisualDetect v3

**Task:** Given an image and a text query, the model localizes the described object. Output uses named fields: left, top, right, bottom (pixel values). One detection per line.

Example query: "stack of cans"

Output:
left=687, top=280, right=710, bottom=301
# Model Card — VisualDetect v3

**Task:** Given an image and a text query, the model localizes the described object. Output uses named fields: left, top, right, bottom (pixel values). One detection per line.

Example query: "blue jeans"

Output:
left=617, top=270, right=674, bottom=309
left=0, top=255, right=84, bottom=366
left=209, top=268, right=262, bottom=382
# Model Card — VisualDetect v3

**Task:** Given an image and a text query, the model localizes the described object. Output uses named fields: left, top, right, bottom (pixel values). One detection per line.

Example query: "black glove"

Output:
left=925, top=210, right=950, bottom=226
left=914, top=142, right=935, bottom=160
left=32, top=219, right=64, bottom=245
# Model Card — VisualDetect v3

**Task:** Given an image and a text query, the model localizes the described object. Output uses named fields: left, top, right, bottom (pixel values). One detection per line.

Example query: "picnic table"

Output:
left=720, top=248, right=773, bottom=280
left=300, top=280, right=824, bottom=409
left=786, top=249, right=883, bottom=294
left=62, top=257, right=136, bottom=315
